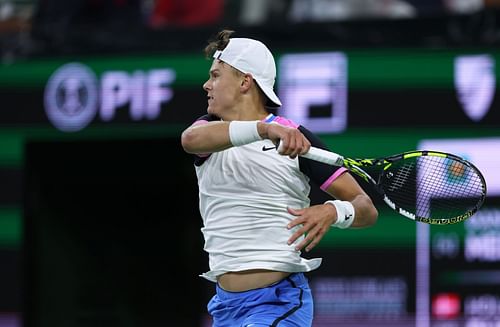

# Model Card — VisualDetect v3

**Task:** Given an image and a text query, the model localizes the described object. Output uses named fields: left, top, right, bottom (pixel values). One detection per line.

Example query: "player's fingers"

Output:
left=300, top=137, right=311, bottom=156
left=277, top=137, right=288, bottom=154
left=287, top=207, right=304, bottom=217
left=284, top=131, right=298, bottom=158
left=287, top=216, right=305, bottom=229
left=287, top=134, right=297, bottom=158
left=305, top=239, right=320, bottom=252
left=287, top=224, right=309, bottom=245
left=292, top=132, right=311, bottom=158
left=295, top=225, right=321, bottom=251
left=293, top=130, right=308, bottom=158
left=305, top=230, right=326, bottom=252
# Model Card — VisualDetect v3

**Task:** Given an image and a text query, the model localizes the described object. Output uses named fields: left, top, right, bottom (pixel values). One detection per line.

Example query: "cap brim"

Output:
left=255, top=79, right=282, bottom=107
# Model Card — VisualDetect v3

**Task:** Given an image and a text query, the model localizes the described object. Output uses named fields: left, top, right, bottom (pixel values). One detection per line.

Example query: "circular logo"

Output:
left=44, top=63, right=99, bottom=132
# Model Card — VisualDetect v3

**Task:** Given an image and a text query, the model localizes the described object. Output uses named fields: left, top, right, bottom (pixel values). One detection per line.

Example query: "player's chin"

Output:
left=206, top=105, right=217, bottom=115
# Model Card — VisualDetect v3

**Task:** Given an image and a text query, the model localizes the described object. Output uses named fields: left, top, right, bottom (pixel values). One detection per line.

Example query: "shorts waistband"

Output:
left=215, top=273, right=307, bottom=299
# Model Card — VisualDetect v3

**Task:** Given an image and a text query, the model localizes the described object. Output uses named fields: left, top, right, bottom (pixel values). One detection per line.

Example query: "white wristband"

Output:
left=229, top=121, right=262, bottom=146
left=326, top=200, right=355, bottom=229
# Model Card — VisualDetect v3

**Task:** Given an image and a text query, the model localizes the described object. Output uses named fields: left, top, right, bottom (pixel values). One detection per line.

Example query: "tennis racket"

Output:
left=302, top=148, right=487, bottom=225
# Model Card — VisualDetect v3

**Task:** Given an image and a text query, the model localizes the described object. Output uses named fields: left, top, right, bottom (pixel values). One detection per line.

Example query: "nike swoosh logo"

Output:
left=262, top=145, right=276, bottom=151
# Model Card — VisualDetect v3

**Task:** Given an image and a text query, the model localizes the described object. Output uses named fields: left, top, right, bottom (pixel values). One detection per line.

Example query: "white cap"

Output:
left=213, top=38, right=282, bottom=107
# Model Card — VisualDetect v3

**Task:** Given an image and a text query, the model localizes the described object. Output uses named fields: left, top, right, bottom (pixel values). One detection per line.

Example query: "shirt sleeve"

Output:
left=298, top=125, right=348, bottom=192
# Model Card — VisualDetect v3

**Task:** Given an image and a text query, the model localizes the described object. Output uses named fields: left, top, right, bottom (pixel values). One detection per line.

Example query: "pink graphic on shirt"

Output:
left=320, top=167, right=348, bottom=191
left=273, top=116, right=299, bottom=128
left=193, top=119, right=209, bottom=126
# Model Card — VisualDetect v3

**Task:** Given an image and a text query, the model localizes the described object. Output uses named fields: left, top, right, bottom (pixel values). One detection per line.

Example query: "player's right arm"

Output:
left=181, top=119, right=232, bottom=154
left=181, top=115, right=310, bottom=158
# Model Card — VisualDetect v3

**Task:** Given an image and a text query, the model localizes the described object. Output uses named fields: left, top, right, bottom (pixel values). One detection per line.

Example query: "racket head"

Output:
left=376, top=151, right=487, bottom=225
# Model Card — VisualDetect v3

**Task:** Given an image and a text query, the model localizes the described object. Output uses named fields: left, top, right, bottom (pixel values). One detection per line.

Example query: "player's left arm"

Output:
left=287, top=174, right=378, bottom=252
left=287, top=126, right=378, bottom=252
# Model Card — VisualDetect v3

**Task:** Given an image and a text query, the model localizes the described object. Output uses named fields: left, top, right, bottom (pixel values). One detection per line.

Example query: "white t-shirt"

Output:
left=193, top=114, right=346, bottom=282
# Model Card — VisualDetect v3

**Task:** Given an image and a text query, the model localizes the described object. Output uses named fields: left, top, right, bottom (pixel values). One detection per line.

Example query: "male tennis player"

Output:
left=181, top=30, right=378, bottom=327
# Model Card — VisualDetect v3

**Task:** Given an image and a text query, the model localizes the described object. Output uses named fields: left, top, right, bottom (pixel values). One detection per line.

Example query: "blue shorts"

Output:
left=207, top=272, right=313, bottom=327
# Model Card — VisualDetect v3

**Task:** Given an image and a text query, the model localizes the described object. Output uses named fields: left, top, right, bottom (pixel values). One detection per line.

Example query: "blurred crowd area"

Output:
left=0, top=0, right=500, bottom=58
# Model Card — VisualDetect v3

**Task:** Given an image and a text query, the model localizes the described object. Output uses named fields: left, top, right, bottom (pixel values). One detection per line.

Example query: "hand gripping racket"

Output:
left=302, top=148, right=487, bottom=225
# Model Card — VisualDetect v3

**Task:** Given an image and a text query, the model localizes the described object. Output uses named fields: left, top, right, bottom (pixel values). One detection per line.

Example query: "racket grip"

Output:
left=302, top=147, right=345, bottom=166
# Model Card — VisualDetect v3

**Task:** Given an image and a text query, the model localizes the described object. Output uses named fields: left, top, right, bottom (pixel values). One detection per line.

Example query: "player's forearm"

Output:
left=182, top=120, right=272, bottom=154
left=324, top=173, right=378, bottom=228
left=350, top=194, right=378, bottom=228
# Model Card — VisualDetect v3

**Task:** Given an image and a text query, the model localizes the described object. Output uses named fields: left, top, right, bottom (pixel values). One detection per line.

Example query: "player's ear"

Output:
left=240, top=73, right=253, bottom=91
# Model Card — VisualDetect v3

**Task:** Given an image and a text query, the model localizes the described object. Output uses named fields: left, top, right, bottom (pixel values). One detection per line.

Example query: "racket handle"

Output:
left=302, top=147, right=345, bottom=166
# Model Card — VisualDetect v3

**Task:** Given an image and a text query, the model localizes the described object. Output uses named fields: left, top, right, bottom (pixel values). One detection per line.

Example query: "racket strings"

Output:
left=382, top=156, right=485, bottom=220
left=387, top=162, right=414, bottom=192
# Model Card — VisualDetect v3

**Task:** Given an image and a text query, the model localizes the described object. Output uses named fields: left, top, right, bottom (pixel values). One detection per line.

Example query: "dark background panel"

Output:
left=0, top=169, right=23, bottom=205
left=0, top=249, right=21, bottom=311
left=23, top=138, right=211, bottom=327
left=349, top=89, right=457, bottom=126
left=348, top=88, right=500, bottom=127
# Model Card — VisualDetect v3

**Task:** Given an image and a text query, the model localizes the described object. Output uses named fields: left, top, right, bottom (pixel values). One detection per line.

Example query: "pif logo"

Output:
left=44, top=62, right=175, bottom=132
left=44, top=63, right=99, bottom=132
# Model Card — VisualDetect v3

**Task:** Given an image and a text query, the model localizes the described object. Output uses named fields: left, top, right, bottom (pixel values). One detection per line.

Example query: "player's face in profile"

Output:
left=203, top=59, right=242, bottom=117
